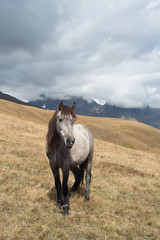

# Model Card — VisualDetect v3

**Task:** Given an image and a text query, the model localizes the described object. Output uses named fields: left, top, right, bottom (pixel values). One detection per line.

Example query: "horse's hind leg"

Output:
left=70, top=166, right=81, bottom=197
left=85, top=153, right=93, bottom=201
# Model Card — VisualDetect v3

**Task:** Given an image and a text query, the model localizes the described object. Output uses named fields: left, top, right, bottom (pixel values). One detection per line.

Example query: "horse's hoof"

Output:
left=63, top=208, right=69, bottom=216
left=57, top=204, right=61, bottom=210
left=69, top=191, right=76, bottom=198
left=85, top=196, right=90, bottom=202
left=63, top=209, right=69, bottom=216
left=63, top=204, right=69, bottom=216
left=57, top=200, right=62, bottom=210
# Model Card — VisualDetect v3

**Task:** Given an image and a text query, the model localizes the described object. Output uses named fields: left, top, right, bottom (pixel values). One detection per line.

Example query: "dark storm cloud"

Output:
left=0, top=0, right=58, bottom=52
left=0, top=0, right=160, bottom=107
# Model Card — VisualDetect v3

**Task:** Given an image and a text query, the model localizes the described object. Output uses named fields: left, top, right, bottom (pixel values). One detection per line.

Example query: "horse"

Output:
left=46, top=101, right=94, bottom=215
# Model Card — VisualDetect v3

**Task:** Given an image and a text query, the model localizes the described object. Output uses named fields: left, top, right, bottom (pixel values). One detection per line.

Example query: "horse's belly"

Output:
left=71, top=146, right=89, bottom=166
left=70, top=124, right=91, bottom=166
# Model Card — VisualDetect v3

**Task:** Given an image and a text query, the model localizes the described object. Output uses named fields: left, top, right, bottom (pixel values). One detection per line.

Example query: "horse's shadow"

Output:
left=47, top=187, right=57, bottom=202
left=47, top=184, right=86, bottom=202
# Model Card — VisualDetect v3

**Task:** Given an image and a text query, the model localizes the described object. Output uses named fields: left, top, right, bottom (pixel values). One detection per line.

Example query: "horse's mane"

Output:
left=46, top=111, right=57, bottom=149
left=46, top=105, right=76, bottom=149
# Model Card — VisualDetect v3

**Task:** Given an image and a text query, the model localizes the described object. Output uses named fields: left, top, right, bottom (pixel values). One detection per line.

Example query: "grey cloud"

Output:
left=0, top=0, right=58, bottom=52
left=0, top=0, right=160, bottom=107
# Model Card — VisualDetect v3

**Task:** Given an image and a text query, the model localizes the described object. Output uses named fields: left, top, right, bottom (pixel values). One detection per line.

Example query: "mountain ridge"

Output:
left=1, top=91, right=160, bottom=130
left=0, top=91, right=39, bottom=108
left=29, top=96, right=160, bottom=129
left=0, top=91, right=29, bottom=106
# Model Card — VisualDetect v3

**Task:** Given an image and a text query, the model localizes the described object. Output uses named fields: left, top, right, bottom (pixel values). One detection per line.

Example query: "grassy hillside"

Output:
left=1, top=99, right=160, bottom=153
left=0, top=99, right=160, bottom=240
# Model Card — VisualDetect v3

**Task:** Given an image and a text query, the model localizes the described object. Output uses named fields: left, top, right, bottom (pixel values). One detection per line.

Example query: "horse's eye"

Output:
left=59, top=118, right=63, bottom=122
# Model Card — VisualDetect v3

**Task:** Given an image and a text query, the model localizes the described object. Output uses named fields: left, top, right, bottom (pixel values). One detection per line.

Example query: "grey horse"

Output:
left=46, top=101, right=94, bottom=215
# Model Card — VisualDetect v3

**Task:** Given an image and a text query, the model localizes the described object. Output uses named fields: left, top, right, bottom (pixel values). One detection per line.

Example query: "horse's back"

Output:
left=71, top=124, right=93, bottom=166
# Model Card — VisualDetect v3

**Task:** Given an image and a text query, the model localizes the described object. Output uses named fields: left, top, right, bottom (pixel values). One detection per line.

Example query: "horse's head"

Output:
left=56, top=101, right=76, bottom=148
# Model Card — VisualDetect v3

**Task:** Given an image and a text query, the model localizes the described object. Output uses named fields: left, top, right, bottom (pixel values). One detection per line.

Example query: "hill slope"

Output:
left=29, top=96, right=160, bottom=129
left=1, top=99, right=160, bottom=153
left=0, top=100, right=160, bottom=240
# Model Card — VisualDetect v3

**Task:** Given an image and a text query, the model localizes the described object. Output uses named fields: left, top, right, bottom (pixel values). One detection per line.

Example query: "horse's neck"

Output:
left=50, top=130, right=61, bottom=149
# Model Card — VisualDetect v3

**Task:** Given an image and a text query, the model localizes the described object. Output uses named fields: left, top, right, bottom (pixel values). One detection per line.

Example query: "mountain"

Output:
left=0, top=91, right=37, bottom=107
left=29, top=96, right=160, bottom=130
left=0, top=91, right=30, bottom=106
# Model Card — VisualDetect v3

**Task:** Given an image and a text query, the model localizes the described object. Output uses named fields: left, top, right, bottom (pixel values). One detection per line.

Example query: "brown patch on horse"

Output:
left=46, top=111, right=58, bottom=149
left=61, top=105, right=77, bottom=119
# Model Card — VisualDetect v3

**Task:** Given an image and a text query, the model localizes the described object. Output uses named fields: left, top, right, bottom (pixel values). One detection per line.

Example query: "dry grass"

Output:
left=0, top=100, right=160, bottom=240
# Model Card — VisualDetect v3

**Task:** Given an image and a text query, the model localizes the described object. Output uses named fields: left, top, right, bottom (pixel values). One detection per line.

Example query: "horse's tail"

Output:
left=79, top=161, right=87, bottom=184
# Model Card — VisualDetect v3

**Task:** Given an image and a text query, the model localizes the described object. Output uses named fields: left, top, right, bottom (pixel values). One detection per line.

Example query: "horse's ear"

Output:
left=72, top=102, right=76, bottom=111
left=59, top=101, right=63, bottom=111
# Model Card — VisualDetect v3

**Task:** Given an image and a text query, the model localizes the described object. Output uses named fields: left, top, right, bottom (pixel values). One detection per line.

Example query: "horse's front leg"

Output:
left=49, top=160, right=62, bottom=209
left=53, top=170, right=62, bottom=209
left=62, top=168, right=69, bottom=215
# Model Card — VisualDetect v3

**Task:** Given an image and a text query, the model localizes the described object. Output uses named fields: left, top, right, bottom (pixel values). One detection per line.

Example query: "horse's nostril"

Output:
left=67, top=137, right=75, bottom=146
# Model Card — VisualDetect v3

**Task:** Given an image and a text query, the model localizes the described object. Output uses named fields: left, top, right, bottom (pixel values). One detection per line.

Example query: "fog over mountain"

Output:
left=0, top=1, right=160, bottom=108
left=0, top=90, right=160, bottom=129
left=29, top=96, right=160, bottom=130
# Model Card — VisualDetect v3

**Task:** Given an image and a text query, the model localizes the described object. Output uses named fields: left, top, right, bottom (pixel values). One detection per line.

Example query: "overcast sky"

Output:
left=0, top=0, right=160, bottom=108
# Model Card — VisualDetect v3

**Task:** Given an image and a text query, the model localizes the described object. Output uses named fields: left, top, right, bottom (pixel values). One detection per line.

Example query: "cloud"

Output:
left=0, top=0, right=58, bottom=52
left=0, top=0, right=160, bottom=108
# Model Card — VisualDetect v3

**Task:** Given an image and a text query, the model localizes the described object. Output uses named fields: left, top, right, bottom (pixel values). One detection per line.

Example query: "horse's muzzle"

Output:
left=66, top=137, right=75, bottom=148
